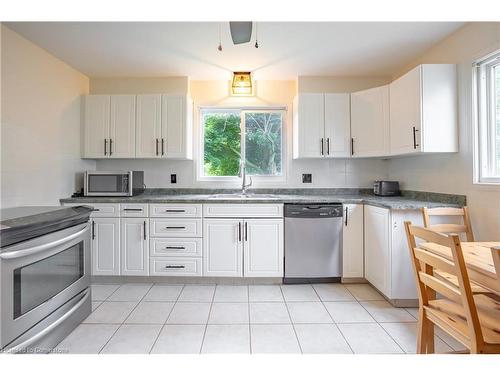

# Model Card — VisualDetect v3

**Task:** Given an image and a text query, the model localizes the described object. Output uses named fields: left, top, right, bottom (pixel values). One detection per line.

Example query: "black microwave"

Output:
left=84, top=171, right=144, bottom=196
left=373, top=181, right=400, bottom=196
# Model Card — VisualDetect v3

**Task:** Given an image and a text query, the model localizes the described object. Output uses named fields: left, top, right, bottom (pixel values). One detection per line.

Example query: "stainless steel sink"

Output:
left=209, top=193, right=279, bottom=200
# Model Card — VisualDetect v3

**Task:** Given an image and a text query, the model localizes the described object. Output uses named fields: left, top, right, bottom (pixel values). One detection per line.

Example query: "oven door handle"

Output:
left=0, top=225, right=89, bottom=260
left=4, top=289, right=90, bottom=354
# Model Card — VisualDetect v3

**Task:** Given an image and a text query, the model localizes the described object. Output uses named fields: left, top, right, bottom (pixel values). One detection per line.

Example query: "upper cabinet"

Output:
left=350, top=85, right=390, bottom=157
left=293, top=93, right=351, bottom=158
left=83, top=94, right=193, bottom=159
left=389, top=64, right=457, bottom=156
left=84, top=95, right=135, bottom=158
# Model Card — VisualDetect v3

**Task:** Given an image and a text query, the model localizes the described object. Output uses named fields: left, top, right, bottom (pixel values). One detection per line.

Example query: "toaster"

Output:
left=373, top=181, right=400, bottom=196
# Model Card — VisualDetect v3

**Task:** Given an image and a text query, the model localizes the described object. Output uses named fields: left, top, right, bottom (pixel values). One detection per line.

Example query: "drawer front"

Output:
left=120, top=203, right=149, bottom=217
left=150, top=219, right=202, bottom=237
left=203, top=204, right=283, bottom=218
left=150, top=258, right=202, bottom=276
left=150, top=238, right=202, bottom=257
left=90, top=204, right=120, bottom=217
left=150, top=204, right=202, bottom=218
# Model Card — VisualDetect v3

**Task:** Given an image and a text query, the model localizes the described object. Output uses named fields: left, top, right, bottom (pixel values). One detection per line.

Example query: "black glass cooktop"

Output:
left=0, top=206, right=93, bottom=248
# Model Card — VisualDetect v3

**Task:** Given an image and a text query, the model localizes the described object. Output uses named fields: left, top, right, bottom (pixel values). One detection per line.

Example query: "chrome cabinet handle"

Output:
left=109, top=139, right=113, bottom=155
left=0, top=225, right=89, bottom=259
left=143, top=221, right=147, bottom=240
left=344, top=207, right=348, bottom=226
left=165, top=265, right=185, bottom=269
left=92, top=220, right=95, bottom=240
left=165, top=226, right=186, bottom=229
left=238, top=222, right=242, bottom=242
left=161, top=138, right=165, bottom=156
left=320, top=138, right=324, bottom=156
left=412, top=126, right=419, bottom=149
left=351, top=138, right=354, bottom=156
left=4, top=289, right=90, bottom=354
left=165, top=209, right=185, bottom=213
left=123, top=208, right=143, bottom=211
left=327, top=138, right=330, bottom=155
left=104, top=139, right=107, bottom=155
left=156, top=138, right=159, bottom=156
left=165, top=246, right=186, bottom=250
left=244, top=222, right=248, bottom=241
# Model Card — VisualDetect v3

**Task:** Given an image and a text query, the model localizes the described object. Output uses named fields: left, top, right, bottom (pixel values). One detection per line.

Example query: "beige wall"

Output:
left=1, top=25, right=95, bottom=208
left=388, top=22, right=500, bottom=240
left=92, top=77, right=389, bottom=188
left=298, top=76, right=391, bottom=92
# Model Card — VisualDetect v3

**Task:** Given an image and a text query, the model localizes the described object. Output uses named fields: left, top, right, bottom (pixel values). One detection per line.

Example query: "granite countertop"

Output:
left=60, top=189, right=466, bottom=210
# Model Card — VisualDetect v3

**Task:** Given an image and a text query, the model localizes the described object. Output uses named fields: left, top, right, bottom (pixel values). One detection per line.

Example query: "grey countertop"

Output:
left=60, top=189, right=465, bottom=210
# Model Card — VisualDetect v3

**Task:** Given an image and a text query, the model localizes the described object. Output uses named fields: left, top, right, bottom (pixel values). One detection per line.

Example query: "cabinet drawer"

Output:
left=150, top=258, right=202, bottom=276
left=120, top=203, right=149, bottom=217
left=203, top=204, right=283, bottom=218
left=150, top=238, right=202, bottom=257
left=150, top=204, right=202, bottom=218
left=150, top=218, right=202, bottom=237
left=90, top=204, right=120, bottom=217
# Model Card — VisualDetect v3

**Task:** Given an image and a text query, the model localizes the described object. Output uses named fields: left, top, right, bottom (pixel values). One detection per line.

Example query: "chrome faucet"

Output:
left=239, top=161, right=252, bottom=195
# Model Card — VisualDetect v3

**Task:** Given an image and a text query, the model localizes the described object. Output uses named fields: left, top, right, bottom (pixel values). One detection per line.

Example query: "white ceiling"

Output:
left=6, top=22, right=465, bottom=80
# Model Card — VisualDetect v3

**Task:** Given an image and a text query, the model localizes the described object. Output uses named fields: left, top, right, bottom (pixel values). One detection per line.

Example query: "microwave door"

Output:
left=86, top=174, right=129, bottom=196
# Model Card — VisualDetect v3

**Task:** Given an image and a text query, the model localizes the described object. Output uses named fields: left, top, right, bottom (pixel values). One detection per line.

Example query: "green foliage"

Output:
left=245, top=113, right=282, bottom=175
left=203, top=113, right=241, bottom=176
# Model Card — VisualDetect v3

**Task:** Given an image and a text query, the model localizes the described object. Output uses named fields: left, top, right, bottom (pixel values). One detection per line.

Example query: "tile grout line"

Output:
left=98, top=282, right=155, bottom=354
left=279, top=285, right=303, bottom=354
left=312, top=284, right=355, bottom=354
left=247, top=285, right=252, bottom=354
left=199, top=284, right=216, bottom=354
left=149, top=283, right=186, bottom=354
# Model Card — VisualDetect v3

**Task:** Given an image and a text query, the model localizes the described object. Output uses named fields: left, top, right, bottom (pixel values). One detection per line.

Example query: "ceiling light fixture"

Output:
left=231, top=72, right=253, bottom=96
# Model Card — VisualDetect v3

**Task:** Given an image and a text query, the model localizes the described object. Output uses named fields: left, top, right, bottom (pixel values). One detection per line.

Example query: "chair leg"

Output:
left=417, top=308, right=427, bottom=354
left=426, top=320, right=435, bottom=354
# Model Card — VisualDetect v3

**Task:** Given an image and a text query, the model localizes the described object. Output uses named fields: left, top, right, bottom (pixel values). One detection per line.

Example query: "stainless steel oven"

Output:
left=84, top=170, right=144, bottom=196
left=1, top=222, right=91, bottom=353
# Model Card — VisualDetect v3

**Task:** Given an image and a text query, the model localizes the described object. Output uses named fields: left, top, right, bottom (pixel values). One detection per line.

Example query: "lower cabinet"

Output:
left=203, top=218, right=283, bottom=277
left=91, top=217, right=120, bottom=276
left=120, top=218, right=149, bottom=276
left=342, top=204, right=364, bottom=278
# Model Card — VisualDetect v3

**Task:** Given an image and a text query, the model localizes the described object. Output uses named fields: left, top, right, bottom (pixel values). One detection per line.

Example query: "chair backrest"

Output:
left=404, top=221, right=484, bottom=348
left=422, top=207, right=474, bottom=241
left=491, top=246, right=500, bottom=290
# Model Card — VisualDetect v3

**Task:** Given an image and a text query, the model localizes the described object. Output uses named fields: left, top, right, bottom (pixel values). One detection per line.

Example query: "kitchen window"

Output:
left=475, top=50, right=500, bottom=184
left=200, top=108, right=284, bottom=179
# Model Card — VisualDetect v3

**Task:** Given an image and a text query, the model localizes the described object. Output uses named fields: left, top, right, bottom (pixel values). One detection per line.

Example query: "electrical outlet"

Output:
left=302, top=173, right=312, bottom=183
left=171, top=174, right=177, bottom=184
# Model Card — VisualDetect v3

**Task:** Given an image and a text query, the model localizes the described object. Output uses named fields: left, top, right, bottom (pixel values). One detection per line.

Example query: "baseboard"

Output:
left=91, top=275, right=283, bottom=285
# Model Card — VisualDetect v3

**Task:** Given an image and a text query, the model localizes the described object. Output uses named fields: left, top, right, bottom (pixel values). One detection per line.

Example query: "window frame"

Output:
left=197, top=106, right=287, bottom=183
left=474, top=50, right=500, bottom=184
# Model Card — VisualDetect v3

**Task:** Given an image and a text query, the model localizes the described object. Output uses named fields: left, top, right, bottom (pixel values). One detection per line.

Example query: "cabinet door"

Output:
left=351, top=86, right=390, bottom=157
left=244, top=219, right=283, bottom=277
left=203, top=219, right=243, bottom=277
left=84, top=95, right=110, bottom=158
left=294, top=93, right=325, bottom=158
left=136, top=94, right=162, bottom=158
left=109, top=95, right=136, bottom=158
left=162, top=95, right=188, bottom=159
left=120, top=218, right=149, bottom=276
left=342, top=204, right=364, bottom=278
left=91, top=218, right=120, bottom=275
left=324, top=93, right=351, bottom=158
left=364, top=205, right=391, bottom=297
left=390, top=66, right=422, bottom=155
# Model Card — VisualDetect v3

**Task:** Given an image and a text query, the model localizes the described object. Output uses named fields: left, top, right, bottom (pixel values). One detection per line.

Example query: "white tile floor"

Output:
left=55, top=282, right=465, bottom=354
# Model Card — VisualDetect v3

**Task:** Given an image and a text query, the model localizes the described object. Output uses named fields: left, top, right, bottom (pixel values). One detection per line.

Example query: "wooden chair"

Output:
left=491, top=247, right=500, bottom=290
left=422, top=206, right=474, bottom=241
left=404, top=221, right=500, bottom=354
left=421, top=206, right=487, bottom=294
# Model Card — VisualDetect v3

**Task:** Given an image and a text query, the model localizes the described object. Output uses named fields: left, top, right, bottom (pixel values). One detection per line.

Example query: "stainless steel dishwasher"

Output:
left=284, top=203, right=343, bottom=284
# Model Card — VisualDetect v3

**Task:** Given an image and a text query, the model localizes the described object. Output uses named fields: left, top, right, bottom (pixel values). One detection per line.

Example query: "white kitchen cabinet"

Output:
left=162, top=95, right=193, bottom=159
left=350, top=85, right=390, bottom=157
left=203, top=219, right=243, bottom=277
left=83, top=95, right=110, bottom=158
left=293, top=92, right=351, bottom=158
left=390, top=64, right=457, bottom=156
left=120, top=218, right=149, bottom=276
left=83, top=95, right=136, bottom=158
left=364, top=205, right=391, bottom=296
left=91, top=217, right=120, bottom=275
left=109, top=95, right=136, bottom=158
left=136, top=94, right=162, bottom=158
left=244, top=219, right=284, bottom=277
left=342, top=204, right=364, bottom=278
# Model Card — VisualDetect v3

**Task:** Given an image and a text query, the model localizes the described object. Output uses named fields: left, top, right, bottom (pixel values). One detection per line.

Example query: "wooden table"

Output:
left=419, top=241, right=500, bottom=295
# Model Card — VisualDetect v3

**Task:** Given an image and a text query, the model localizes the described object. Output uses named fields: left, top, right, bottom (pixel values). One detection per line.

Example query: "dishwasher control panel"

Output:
left=284, top=204, right=343, bottom=218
